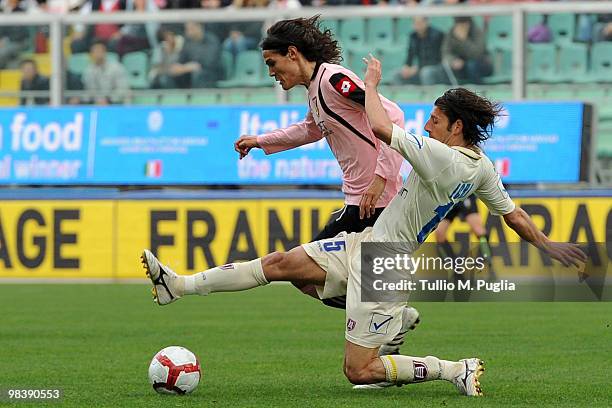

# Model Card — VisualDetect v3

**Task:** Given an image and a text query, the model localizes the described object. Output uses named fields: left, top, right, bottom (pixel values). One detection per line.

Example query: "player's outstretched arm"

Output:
left=363, top=55, right=393, bottom=145
left=503, top=207, right=586, bottom=267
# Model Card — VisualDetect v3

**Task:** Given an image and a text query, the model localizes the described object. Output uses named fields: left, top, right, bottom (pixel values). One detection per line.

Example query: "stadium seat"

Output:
left=596, top=119, right=612, bottom=158
left=376, top=45, right=407, bottom=85
left=68, top=53, right=89, bottom=75
left=527, top=43, right=557, bottom=82
left=339, top=18, right=367, bottom=54
left=287, top=88, right=307, bottom=104
left=218, top=50, right=268, bottom=88
left=549, top=13, right=575, bottom=44
left=591, top=42, right=612, bottom=82
left=367, top=17, right=394, bottom=47
left=484, top=48, right=512, bottom=84
left=487, top=15, right=513, bottom=51
left=0, top=69, right=21, bottom=106
left=160, top=92, right=189, bottom=105
left=220, top=89, right=278, bottom=104
left=395, top=17, right=413, bottom=48
left=320, top=19, right=338, bottom=35
left=390, top=86, right=425, bottom=103
left=122, top=51, right=149, bottom=89
left=557, top=43, right=588, bottom=82
left=221, top=50, right=234, bottom=81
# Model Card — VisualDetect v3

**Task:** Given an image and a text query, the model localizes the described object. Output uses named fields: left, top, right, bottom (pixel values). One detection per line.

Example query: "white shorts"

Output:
left=302, top=228, right=406, bottom=348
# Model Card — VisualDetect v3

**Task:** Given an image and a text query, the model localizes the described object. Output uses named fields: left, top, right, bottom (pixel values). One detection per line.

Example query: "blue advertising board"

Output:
left=0, top=102, right=587, bottom=185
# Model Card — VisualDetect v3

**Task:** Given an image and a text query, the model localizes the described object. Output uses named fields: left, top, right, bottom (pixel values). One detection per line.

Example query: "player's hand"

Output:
left=234, top=135, right=260, bottom=159
left=542, top=241, right=587, bottom=268
left=362, top=54, right=382, bottom=88
left=359, top=175, right=386, bottom=219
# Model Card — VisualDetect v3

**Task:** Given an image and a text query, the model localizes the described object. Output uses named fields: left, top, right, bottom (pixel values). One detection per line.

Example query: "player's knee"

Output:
left=261, top=251, right=291, bottom=281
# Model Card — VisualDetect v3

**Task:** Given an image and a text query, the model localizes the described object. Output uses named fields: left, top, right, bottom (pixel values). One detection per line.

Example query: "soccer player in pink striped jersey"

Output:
left=234, top=16, right=408, bottom=314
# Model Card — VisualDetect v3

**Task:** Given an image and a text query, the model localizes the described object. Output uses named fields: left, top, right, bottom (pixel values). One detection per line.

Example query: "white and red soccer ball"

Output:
left=148, top=346, right=201, bottom=394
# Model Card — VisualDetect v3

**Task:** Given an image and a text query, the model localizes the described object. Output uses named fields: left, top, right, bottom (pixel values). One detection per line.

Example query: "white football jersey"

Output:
left=372, top=124, right=515, bottom=251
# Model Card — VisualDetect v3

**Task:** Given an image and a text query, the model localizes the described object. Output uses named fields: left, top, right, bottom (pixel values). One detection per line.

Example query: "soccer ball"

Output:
left=148, top=346, right=201, bottom=394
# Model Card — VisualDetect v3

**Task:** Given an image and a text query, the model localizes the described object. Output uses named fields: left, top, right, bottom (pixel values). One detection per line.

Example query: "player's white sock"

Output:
left=379, top=355, right=462, bottom=384
left=183, top=259, right=269, bottom=295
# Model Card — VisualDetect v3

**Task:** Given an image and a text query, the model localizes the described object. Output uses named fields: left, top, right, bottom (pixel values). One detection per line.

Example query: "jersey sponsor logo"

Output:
left=310, top=96, right=320, bottom=118
left=322, top=240, right=346, bottom=252
left=347, top=318, right=357, bottom=331
left=413, top=361, right=428, bottom=381
left=369, top=313, right=393, bottom=335
left=333, top=76, right=357, bottom=97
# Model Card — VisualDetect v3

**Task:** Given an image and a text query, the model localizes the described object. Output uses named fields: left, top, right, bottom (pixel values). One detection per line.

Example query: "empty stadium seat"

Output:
left=68, top=53, right=89, bottom=75
left=191, top=92, right=218, bottom=105
left=484, top=49, right=512, bottom=84
left=320, top=19, right=339, bottom=35
left=218, top=50, right=268, bottom=88
left=376, top=45, right=407, bottom=85
left=339, top=18, right=367, bottom=53
left=395, top=17, right=413, bottom=47
left=367, top=17, right=394, bottom=46
left=487, top=15, right=513, bottom=51
left=549, top=13, right=575, bottom=44
left=122, top=51, right=149, bottom=89
left=527, top=43, right=556, bottom=82
left=558, top=43, right=588, bottom=82
left=429, top=16, right=453, bottom=34
left=591, top=42, right=612, bottom=82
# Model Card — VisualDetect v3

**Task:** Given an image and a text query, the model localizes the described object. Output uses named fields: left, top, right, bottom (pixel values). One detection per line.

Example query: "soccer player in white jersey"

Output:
left=142, top=56, right=586, bottom=396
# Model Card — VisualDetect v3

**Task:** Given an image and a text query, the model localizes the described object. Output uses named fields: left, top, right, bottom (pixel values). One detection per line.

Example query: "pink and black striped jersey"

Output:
left=257, top=62, right=404, bottom=207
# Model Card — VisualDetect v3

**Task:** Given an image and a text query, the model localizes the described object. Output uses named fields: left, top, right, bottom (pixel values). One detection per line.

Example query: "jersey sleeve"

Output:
left=256, top=110, right=323, bottom=155
left=390, top=123, right=454, bottom=182
left=328, top=73, right=365, bottom=106
left=475, top=160, right=515, bottom=216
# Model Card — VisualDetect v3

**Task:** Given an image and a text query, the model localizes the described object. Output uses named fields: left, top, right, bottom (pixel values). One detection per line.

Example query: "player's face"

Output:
left=424, top=106, right=452, bottom=142
left=262, top=49, right=300, bottom=90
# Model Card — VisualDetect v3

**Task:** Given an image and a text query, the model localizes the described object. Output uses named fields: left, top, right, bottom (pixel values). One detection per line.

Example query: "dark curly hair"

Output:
left=434, top=88, right=504, bottom=146
left=260, top=15, right=342, bottom=64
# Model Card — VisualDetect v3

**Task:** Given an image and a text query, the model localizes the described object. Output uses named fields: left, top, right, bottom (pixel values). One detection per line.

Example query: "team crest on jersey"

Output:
left=347, top=318, right=357, bottom=331
left=413, top=361, right=428, bottom=381
left=310, top=96, right=320, bottom=117
left=333, top=76, right=357, bottom=97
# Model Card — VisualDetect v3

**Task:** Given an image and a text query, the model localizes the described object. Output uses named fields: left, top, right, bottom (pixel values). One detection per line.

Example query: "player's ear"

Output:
left=452, top=119, right=463, bottom=135
left=287, top=45, right=298, bottom=60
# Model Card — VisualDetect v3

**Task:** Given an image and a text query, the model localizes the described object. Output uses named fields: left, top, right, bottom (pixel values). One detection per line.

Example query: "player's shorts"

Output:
left=313, top=205, right=384, bottom=242
left=302, top=228, right=406, bottom=348
left=444, top=194, right=479, bottom=222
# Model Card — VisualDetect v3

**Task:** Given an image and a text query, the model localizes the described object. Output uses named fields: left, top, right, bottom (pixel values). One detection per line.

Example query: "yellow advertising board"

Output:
left=0, top=197, right=609, bottom=279
left=0, top=201, right=114, bottom=278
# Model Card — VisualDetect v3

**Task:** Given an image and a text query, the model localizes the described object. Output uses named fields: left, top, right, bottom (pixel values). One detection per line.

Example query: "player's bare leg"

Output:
left=142, top=247, right=326, bottom=305
left=345, top=341, right=485, bottom=396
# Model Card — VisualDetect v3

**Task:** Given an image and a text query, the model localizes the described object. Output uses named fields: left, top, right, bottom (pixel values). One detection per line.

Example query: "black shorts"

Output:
left=312, top=205, right=385, bottom=242
left=444, top=194, right=479, bottom=222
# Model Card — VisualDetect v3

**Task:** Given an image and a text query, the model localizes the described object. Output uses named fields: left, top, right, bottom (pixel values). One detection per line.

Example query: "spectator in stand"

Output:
left=19, top=59, right=49, bottom=105
left=395, top=16, right=445, bottom=85
left=82, top=39, right=130, bottom=104
left=527, top=14, right=552, bottom=43
left=149, top=27, right=184, bottom=88
left=0, top=0, right=30, bottom=68
left=221, top=0, right=265, bottom=65
left=70, top=0, right=126, bottom=54
left=596, top=14, right=612, bottom=41
left=442, top=16, right=492, bottom=84
left=171, top=21, right=222, bottom=88
left=113, top=0, right=159, bottom=56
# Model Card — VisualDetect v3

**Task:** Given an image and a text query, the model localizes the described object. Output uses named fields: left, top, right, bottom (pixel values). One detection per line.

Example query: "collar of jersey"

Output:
left=310, top=61, right=322, bottom=82
left=451, top=146, right=482, bottom=160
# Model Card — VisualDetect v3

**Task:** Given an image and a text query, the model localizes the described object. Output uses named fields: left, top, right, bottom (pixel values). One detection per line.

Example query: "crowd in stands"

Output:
left=0, top=0, right=609, bottom=105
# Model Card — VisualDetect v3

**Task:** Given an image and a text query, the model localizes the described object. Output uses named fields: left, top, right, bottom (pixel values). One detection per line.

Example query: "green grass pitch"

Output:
left=1, top=284, right=610, bottom=407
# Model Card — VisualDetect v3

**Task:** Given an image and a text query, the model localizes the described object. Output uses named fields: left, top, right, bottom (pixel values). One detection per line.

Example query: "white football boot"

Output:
left=353, top=306, right=420, bottom=390
left=452, top=358, right=485, bottom=396
left=141, top=249, right=183, bottom=305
